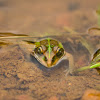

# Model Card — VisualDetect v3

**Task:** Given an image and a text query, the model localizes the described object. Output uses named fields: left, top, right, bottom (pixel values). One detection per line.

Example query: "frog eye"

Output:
left=56, top=48, right=64, bottom=57
left=34, top=46, right=43, bottom=54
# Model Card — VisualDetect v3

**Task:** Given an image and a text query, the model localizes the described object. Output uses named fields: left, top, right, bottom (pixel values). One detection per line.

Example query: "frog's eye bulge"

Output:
left=56, top=48, right=64, bottom=57
left=51, top=47, right=65, bottom=66
left=31, top=46, right=43, bottom=59
left=34, top=46, right=43, bottom=55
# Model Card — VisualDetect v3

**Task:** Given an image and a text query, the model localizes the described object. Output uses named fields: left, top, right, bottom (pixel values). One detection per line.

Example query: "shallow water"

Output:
left=0, top=0, right=100, bottom=100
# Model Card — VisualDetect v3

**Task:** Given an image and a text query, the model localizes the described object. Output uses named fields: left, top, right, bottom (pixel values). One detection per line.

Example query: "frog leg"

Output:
left=63, top=52, right=74, bottom=75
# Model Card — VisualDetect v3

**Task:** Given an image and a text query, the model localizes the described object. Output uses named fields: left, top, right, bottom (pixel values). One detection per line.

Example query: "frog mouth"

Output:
left=32, top=51, right=66, bottom=68
left=46, top=54, right=66, bottom=68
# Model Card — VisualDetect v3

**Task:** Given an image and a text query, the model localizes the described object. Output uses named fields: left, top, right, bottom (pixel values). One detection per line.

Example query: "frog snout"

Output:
left=47, top=59, right=52, bottom=67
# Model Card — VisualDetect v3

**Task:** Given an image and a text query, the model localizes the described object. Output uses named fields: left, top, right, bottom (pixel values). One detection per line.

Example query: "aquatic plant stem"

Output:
left=76, top=66, right=90, bottom=72
left=76, top=62, right=100, bottom=72
left=90, top=62, right=100, bottom=69
left=0, top=36, right=37, bottom=39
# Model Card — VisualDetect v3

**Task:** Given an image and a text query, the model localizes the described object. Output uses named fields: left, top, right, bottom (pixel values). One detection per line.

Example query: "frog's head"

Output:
left=31, top=38, right=65, bottom=68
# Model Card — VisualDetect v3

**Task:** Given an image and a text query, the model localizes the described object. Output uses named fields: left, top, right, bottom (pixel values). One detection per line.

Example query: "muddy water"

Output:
left=0, top=0, right=100, bottom=100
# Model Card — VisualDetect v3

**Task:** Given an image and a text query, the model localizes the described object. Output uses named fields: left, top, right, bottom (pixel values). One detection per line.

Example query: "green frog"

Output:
left=23, top=38, right=74, bottom=74
left=0, top=34, right=74, bottom=74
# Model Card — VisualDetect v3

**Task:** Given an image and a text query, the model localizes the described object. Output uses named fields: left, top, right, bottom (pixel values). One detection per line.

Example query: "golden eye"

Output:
left=41, top=45, right=46, bottom=52
left=34, top=46, right=43, bottom=54
left=56, top=48, right=64, bottom=57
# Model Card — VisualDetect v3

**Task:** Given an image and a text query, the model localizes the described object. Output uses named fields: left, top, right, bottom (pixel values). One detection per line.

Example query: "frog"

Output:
left=23, top=38, right=74, bottom=74
left=0, top=35, right=74, bottom=74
